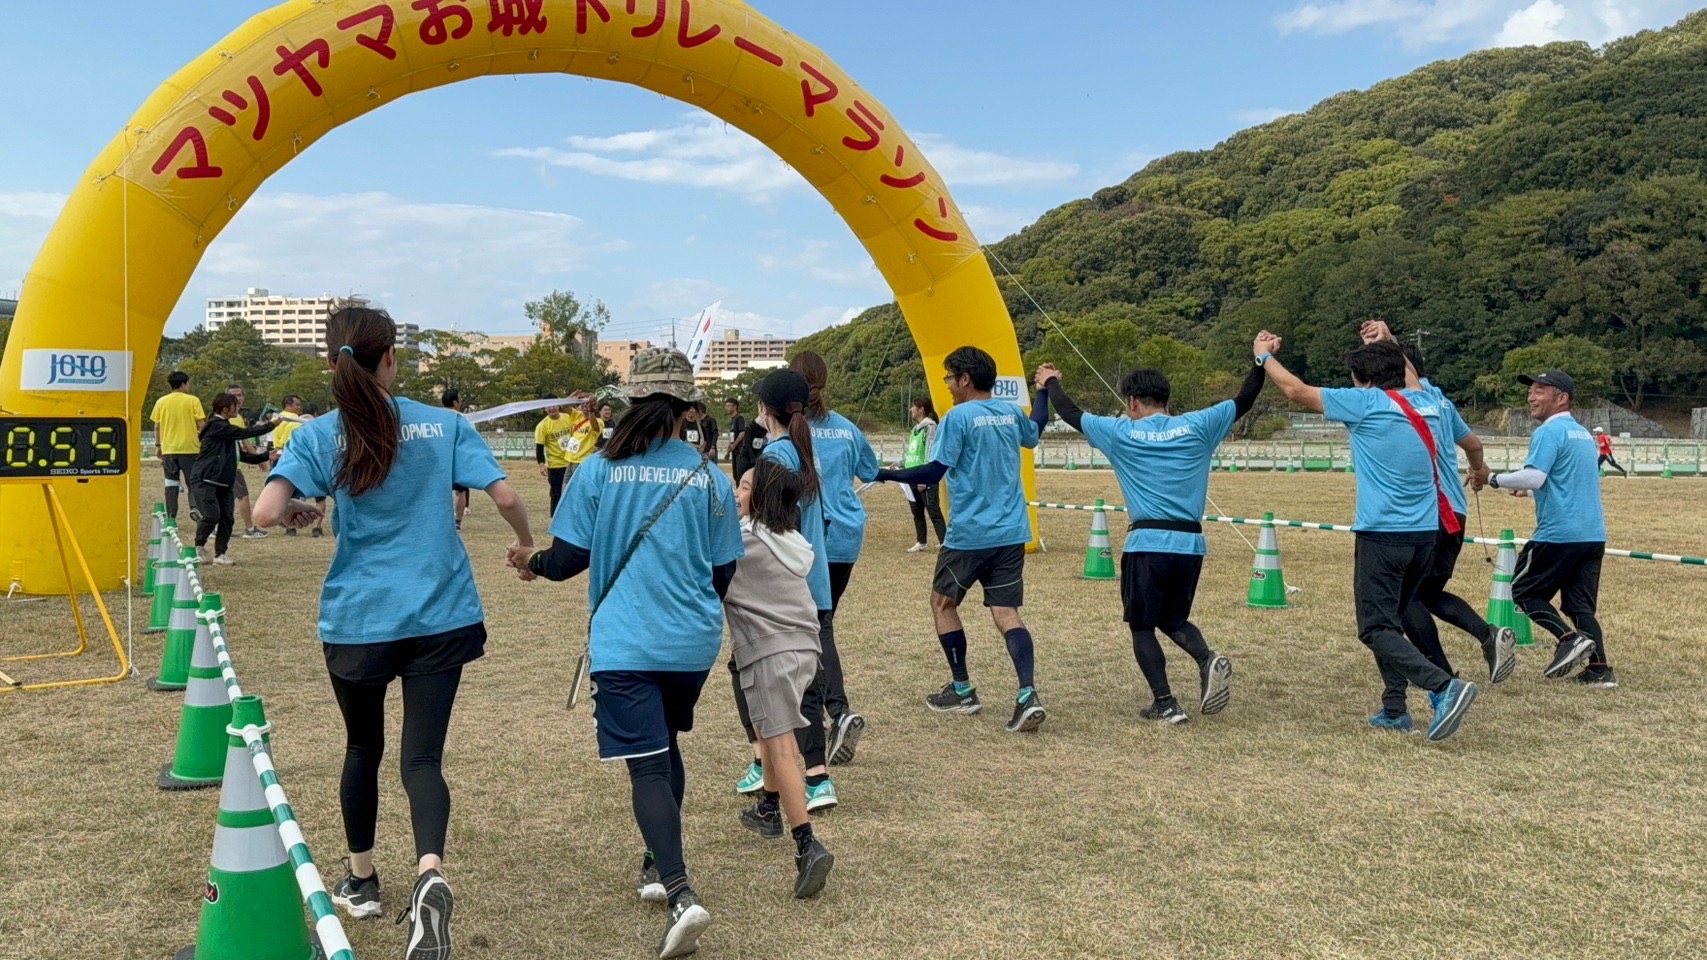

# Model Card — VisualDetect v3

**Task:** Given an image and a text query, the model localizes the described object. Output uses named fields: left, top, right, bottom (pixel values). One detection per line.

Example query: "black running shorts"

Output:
left=1511, top=541, right=1604, bottom=617
left=933, top=544, right=1025, bottom=608
left=590, top=669, right=710, bottom=761
left=322, top=622, right=487, bottom=685
left=1120, top=551, right=1204, bottom=629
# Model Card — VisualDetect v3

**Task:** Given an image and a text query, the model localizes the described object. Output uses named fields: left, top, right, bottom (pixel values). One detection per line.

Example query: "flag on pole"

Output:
left=683, top=301, right=722, bottom=373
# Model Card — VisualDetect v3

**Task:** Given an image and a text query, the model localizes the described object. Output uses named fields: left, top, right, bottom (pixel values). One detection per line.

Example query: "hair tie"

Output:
left=786, top=402, right=803, bottom=415
left=338, top=345, right=355, bottom=356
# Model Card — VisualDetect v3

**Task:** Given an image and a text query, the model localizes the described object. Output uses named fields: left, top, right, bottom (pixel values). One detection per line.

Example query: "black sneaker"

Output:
left=330, top=859, right=381, bottom=919
left=1005, top=690, right=1046, bottom=732
left=828, top=712, right=866, bottom=765
left=1199, top=654, right=1233, bottom=715
left=636, top=856, right=667, bottom=904
left=1544, top=634, right=1596, bottom=679
left=398, top=869, right=452, bottom=960
left=188, top=506, right=204, bottom=524
left=740, top=802, right=784, bottom=840
left=1484, top=626, right=1518, bottom=684
left=312, top=527, right=324, bottom=538
left=925, top=682, right=981, bottom=715
left=793, top=839, right=835, bottom=899
left=1574, top=664, right=1619, bottom=689
left=1140, top=699, right=1189, bottom=725
left=659, top=890, right=712, bottom=959
left=284, top=527, right=298, bottom=537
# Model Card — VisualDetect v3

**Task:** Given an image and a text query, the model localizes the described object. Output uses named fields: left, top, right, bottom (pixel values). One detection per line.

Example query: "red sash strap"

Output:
left=1384, top=389, right=1462, bottom=535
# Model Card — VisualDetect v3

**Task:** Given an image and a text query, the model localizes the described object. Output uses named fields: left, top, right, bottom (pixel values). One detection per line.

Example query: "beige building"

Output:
left=700, top=329, right=797, bottom=379
left=205, top=289, right=419, bottom=357
left=598, top=339, right=653, bottom=380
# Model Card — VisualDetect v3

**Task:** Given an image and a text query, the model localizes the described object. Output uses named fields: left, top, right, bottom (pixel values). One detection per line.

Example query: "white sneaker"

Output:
left=212, top=555, right=235, bottom=566
left=907, top=542, right=928, bottom=553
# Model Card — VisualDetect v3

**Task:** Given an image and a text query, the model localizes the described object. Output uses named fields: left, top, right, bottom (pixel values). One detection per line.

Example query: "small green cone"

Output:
left=149, top=548, right=201, bottom=692
left=161, top=594, right=231, bottom=791
left=1247, top=513, right=1289, bottom=609
left=1486, top=530, right=1534, bottom=646
left=175, top=696, right=316, bottom=960
left=1075, top=500, right=1118, bottom=581
left=143, top=504, right=164, bottom=597
left=148, top=533, right=181, bottom=634
left=1663, top=464, right=1674, bottom=479
left=1228, top=460, right=1241, bottom=473
left=1286, top=463, right=1297, bottom=474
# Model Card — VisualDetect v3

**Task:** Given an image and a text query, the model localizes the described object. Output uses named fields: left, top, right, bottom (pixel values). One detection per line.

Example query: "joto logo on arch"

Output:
left=19, top=350, right=133, bottom=392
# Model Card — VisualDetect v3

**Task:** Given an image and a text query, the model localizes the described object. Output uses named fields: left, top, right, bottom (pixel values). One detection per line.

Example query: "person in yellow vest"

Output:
left=535, top=392, right=600, bottom=516
left=149, top=370, right=205, bottom=521
left=268, top=395, right=326, bottom=538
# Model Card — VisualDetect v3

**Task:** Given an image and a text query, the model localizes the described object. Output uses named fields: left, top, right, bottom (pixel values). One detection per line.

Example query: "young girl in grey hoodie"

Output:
left=727, top=459, right=835, bottom=898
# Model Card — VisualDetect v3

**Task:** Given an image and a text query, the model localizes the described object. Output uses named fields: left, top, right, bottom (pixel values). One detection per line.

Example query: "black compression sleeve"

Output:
left=1031, top=388, right=1051, bottom=433
left=1044, top=378, right=1086, bottom=431
left=529, top=538, right=590, bottom=582
left=712, top=561, right=736, bottom=599
left=1232, top=362, right=1267, bottom=420
left=879, top=461, right=949, bottom=485
left=535, top=443, right=546, bottom=465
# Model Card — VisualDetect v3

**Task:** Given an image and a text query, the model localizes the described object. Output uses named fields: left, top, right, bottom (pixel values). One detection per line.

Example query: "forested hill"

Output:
left=798, top=11, right=1707, bottom=424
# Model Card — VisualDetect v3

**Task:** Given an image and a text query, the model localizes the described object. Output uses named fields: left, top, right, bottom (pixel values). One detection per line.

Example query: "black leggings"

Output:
left=909, top=484, right=946, bottom=545
left=547, top=466, right=568, bottom=516
left=329, top=667, right=463, bottom=861
left=627, top=738, right=689, bottom=894
left=1399, top=575, right=1489, bottom=677
left=192, top=483, right=236, bottom=557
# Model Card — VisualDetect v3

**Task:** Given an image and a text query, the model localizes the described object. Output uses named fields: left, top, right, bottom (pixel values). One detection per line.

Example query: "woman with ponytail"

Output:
left=507, top=347, right=742, bottom=960
left=255, top=306, right=534, bottom=960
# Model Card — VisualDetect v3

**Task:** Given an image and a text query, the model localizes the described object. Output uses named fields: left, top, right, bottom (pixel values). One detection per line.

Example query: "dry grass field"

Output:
left=2, top=467, right=1704, bottom=960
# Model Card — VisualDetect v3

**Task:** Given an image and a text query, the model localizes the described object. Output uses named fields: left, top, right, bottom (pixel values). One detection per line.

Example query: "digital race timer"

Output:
left=1, top=417, right=128, bottom=478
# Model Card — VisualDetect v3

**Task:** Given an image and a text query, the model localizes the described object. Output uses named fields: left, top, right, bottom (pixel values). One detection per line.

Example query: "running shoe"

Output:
left=330, top=859, right=381, bottom=919
left=740, top=802, right=783, bottom=840
left=188, top=506, right=204, bottom=524
left=793, top=840, right=835, bottom=900
left=243, top=527, right=267, bottom=539
left=399, top=869, right=452, bottom=960
left=1139, top=699, right=1189, bottom=725
left=636, top=857, right=667, bottom=904
left=1199, top=654, right=1234, bottom=715
left=925, top=682, right=981, bottom=715
left=1367, top=711, right=1418, bottom=734
left=1544, top=634, right=1596, bottom=679
left=1484, top=626, right=1518, bottom=684
left=212, top=555, right=235, bottom=566
left=1426, top=678, right=1478, bottom=742
left=907, top=542, right=928, bottom=553
left=312, top=527, right=324, bottom=538
left=735, top=761, right=764, bottom=795
left=805, top=779, right=839, bottom=813
left=828, top=713, right=865, bottom=765
left=1005, top=690, right=1046, bottom=733
left=1574, top=664, right=1619, bottom=689
left=659, top=890, right=712, bottom=959
left=284, top=528, right=297, bottom=537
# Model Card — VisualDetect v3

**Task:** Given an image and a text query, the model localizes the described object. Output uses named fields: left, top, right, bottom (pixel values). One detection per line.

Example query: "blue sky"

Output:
left=1, top=0, right=1697, bottom=344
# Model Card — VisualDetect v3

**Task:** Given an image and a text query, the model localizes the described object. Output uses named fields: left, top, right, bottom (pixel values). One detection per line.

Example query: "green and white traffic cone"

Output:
left=161, top=594, right=233, bottom=791
left=1486, top=529, right=1534, bottom=647
left=1075, top=500, right=1118, bottom=581
left=143, top=504, right=165, bottom=597
left=1247, top=513, right=1289, bottom=609
left=148, top=534, right=182, bottom=634
left=149, top=548, right=201, bottom=692
left=175, top=696, right=316, bottom=960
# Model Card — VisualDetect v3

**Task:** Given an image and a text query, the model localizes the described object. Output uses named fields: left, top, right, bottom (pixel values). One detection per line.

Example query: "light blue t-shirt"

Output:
left=1421, top=379, right=1471, bottom=517
left=1523, top=412, right=1606, bottom=543
left=1321, top=386, right=1444, bottom=534
left=270, top=398, right=506, bottom=644
left=553, top=439, right=743, bottom=672
left=1081, top=401, right=1238, bottom=556
left=934, top=397, right=1040, bottom=550
left=761, top=437, right=832, bottom=610
left=811, top=412, right=880, bottom=564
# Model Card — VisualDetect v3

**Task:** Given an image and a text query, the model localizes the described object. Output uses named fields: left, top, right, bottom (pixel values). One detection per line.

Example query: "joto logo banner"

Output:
left=991, top=376, right=1031, bottom=409
left=19, top=350, right=133, bottom=392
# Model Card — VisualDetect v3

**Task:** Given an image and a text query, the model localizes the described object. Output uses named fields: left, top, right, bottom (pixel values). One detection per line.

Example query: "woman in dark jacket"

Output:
left=191, top=393, right=277, bottom=564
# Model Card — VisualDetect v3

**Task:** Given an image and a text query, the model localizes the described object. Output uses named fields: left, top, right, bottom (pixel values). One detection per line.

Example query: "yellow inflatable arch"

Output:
left=0, top=0, right=1036, bottom=593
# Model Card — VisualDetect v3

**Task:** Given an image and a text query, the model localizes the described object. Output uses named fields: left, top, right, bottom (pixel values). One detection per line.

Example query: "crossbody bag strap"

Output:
left=1385, top=389, right=1462, bottom=536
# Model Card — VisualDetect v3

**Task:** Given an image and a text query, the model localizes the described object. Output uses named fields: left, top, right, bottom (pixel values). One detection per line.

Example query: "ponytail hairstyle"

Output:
left=604, top=394, right=690, bottom=461
left=746, top=459, right=804, bottom=535
left=765, top=401, right=821, bottom=505
left=327, top=306, right=401, bottom=496
left=789, top=350, right=830, bottom=421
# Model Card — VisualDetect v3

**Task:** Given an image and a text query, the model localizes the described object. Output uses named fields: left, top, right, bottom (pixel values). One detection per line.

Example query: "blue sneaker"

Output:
left=1426, top=678, right=1479, bottom=742
left=735, top=761, right=763, bottom=795
left=805, top=779, right=838, bottom=813
left=1367, top=711, right=1417, bottom=734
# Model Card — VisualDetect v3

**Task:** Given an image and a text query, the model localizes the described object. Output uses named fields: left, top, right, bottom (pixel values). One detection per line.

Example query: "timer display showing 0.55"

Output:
left=1, top=418, right=128, bottom=478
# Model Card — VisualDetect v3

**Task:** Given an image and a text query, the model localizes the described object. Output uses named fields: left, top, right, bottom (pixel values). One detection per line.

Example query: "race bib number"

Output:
left=751, top=437, right=766, bottom=450
left=562, top=434, right=583, bottom=454
left=601, top=427, right=614, bottom=439
left=686, top=430, right=700, bottom=444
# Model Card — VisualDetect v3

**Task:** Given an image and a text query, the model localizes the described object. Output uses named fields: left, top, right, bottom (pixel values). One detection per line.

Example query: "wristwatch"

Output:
left=1254, top=352, right=1272, bottom=367
left=1488, top=473, right=1501, bottom=489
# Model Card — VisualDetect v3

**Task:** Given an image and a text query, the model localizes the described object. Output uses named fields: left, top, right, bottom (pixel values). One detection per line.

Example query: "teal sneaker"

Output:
left=1367, top=711, right=1417, bottom=734
left=1426, top=678, right=1478, bottom=742
left=805, top=779, right=839, bottom=813
left=735, top=761, right=763, bottom=795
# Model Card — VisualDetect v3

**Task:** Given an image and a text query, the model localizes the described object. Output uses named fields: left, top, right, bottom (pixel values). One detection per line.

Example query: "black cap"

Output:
left=1518, top=370, right=1576, bottom=396
left=753, top=369, right=810, bottom=419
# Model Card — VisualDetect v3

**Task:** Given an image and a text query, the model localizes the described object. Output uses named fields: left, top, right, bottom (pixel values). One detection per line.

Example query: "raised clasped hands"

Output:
left=1033, top=363, right=1061, bottom=391
left=1359, top=319, right=1395, bottom=344
left=1253, top=331, right=1283, bottom=357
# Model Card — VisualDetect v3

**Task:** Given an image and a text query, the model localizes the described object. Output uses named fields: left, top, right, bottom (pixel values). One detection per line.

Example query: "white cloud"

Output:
left=496, top=116, right=1078, bottom=202
left=1233, top=107, right=1299, bottom=125
left=1274, top=0, right=1688, bottom=47
left=960, top=204, right=1043, bottom=243
left=755, top=239, right=882, bottom=291
left=0, top=191, right=66, bottom=299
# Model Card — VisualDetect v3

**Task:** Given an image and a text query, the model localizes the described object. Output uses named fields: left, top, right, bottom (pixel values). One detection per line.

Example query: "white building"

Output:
left=205, top=288, right=419, bottom=357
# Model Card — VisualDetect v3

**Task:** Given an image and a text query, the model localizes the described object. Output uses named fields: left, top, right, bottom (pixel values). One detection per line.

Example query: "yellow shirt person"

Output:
left=150, top=389, right=205, bottom=455
left=535, top=410, right=580, bottom=470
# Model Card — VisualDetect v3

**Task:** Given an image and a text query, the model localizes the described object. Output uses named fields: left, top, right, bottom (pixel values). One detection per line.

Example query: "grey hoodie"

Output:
left=725, top=517, right=822, bottom=669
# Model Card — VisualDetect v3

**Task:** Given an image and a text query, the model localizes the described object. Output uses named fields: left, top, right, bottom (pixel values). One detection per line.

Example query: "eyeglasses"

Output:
left=941, top=374, right=962, bottom=386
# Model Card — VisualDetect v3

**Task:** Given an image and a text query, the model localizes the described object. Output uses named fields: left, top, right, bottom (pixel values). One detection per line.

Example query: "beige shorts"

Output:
left=739, top=650, right=818, bottom=740
left=232, top=469, right=249, bottom=500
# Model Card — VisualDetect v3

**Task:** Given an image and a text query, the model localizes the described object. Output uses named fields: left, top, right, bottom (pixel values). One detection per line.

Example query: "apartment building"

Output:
left=597, top=339, right=653, bottom=380
left=205, top=289, right=420, bottom=356
left=700, top=329, right=796, bottom=377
